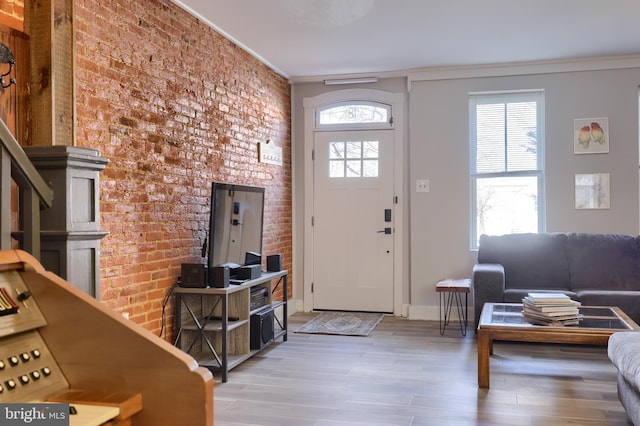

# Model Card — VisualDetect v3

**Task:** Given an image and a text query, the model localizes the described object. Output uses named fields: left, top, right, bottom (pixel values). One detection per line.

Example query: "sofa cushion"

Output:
left=574, top=289, right=640, bottom=324
left=566, top=233, right=640, bottom=291
left=478, top=233, right=570, bottom=290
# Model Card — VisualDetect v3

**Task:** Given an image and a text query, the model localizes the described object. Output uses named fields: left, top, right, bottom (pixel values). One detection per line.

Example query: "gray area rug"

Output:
left=294, top=311, right=384, bottom=336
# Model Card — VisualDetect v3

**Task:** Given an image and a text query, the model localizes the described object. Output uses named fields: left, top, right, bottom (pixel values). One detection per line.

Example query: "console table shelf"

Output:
left=180, top=319, right=249, bottom=333
left=174, top=270, right=288, bottom=382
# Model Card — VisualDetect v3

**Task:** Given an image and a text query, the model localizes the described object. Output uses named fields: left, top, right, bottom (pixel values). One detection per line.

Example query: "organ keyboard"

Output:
left=0, top=250, right=213, bottom=425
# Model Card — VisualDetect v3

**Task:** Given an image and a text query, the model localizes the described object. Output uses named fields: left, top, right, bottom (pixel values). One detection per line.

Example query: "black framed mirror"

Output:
left=207, top=182, right=265, bottom=274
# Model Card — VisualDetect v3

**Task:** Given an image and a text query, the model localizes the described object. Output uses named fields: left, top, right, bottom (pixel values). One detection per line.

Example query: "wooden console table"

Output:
left=174, top=270, right=288, bottom=382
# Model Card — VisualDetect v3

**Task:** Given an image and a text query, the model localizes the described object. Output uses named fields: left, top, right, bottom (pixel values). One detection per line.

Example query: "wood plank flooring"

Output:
left=213, top=312, right=632, bottom=425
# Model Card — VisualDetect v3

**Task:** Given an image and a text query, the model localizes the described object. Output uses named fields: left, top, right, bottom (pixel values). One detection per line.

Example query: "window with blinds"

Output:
left=469, top=91, right=545, bottom=248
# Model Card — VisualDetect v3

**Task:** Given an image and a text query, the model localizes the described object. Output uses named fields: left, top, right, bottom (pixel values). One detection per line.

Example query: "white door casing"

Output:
left=303, top=89, right=405, bottom=315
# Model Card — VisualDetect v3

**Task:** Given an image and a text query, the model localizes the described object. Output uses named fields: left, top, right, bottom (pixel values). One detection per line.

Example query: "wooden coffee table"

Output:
left=477, top=303, right=639, bottom=388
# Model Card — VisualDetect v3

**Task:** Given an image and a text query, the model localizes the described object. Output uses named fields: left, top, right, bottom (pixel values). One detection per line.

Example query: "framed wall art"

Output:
left=574, top=117, right=609, bottom=154
left=575, top=173, right=610, bottom=209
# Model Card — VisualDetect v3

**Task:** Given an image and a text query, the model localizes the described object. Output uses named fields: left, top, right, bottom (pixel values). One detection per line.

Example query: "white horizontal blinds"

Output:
left=474, top=96, right=539, bottom=174
left=475, top=102, right=505, bottom=173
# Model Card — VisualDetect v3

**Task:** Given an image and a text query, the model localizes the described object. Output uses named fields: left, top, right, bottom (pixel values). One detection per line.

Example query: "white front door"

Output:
left=312, top=129, right=394, bottom=312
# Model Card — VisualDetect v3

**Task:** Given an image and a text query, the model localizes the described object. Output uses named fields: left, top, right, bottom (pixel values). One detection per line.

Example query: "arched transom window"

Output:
left=316, top=101, right=392, bottom=129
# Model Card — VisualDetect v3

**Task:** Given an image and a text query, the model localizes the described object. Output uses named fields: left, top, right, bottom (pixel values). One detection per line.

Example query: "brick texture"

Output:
left=0, top=0, right=23, bottom=31
left=73, top=0, right=292, bottom=340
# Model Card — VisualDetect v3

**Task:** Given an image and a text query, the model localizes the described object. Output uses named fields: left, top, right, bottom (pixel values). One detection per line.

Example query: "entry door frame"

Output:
left=303, top=89, right=405, bottom=315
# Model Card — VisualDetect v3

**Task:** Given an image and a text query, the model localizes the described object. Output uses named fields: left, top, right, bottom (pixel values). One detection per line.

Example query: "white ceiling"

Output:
left=171, top=0, right=640, bottom=81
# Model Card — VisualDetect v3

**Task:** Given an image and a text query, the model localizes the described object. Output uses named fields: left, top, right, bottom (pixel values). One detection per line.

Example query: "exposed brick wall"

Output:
left=73, top=0, right=291, bottom=340
left=0, top=0, right=23, bottom=31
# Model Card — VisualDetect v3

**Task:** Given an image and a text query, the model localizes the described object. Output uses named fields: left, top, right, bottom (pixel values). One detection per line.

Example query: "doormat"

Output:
left=294, top=311, right=384, bottom=337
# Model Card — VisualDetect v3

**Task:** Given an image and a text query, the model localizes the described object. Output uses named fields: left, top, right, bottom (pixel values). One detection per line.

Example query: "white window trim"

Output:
left=469, top=90, right=546, bottom=249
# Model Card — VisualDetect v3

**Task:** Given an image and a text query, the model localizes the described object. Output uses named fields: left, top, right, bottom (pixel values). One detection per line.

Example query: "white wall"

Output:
left=292, top=62, right=640, bottom=320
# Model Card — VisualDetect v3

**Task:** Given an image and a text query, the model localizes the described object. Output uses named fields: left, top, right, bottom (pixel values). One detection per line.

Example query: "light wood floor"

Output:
left=213, top=312, right=632, bottom=426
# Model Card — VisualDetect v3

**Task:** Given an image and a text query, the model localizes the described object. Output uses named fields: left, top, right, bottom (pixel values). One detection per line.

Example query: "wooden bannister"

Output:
left=0, top=118, right=53, bottom=259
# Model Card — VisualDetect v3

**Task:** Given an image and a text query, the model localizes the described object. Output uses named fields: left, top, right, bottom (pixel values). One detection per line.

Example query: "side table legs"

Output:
left=438, top=290, right=468, bottom=336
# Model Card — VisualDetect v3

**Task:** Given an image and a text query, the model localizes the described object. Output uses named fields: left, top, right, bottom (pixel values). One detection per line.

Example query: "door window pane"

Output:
left=329, top=160, right=344, bottom=177
left=329, top=142, right=345, bottom=159
left=346, top=142, right=362, bottom=158
left=328, top=141, right=379, bottom=178
left=346, top=160, right=362, bottom=177
left=363, top=160, right=378, bottom=177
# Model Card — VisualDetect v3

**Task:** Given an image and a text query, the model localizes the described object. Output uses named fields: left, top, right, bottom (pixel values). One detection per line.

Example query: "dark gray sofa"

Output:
left=473, top=232, right=640, bottom=330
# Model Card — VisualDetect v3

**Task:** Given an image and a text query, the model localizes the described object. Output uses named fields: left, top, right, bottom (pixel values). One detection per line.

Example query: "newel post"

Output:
left=24, top=146, right=108, bottom=298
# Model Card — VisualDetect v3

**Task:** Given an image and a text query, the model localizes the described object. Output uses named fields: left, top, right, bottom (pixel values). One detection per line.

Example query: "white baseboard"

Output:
left=401, top=304, right=410, bottom=317
left=408, top=304, right=476, bottom=322
left=289, top=299, right=478, bottom=322
left=291, top=298, right=304, bottom=314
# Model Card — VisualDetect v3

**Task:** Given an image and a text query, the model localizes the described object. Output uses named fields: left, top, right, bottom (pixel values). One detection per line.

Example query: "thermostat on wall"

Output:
left=258, top=140, right=283, bottom=166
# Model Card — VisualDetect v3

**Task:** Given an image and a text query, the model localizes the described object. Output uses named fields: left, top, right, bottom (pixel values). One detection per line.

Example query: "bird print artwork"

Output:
left=578, top=125, right=591, bottom=148
left=590, top=122, right=606, bottom=144
left=574, top=118, right=609, bottom=154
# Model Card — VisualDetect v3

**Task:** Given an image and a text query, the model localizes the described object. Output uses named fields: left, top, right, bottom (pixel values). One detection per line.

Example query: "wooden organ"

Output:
left=0, top=250, right=213, bottom=425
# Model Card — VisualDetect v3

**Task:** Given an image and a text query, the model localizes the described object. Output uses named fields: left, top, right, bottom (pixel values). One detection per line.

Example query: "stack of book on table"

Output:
left=522, top=292, right=582, bottom=326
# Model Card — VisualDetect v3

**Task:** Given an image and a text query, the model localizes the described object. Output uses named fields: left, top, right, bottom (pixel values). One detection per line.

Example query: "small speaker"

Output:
left=237, top=264, right=261, bottom=280
left=180, top=263, right=207, bottom=288
left=267, top=254, right=282, bottom=272
left=244, top=251, right=262, bottom=266
left=210, top=266, right=230, bottom=288
left=250, top=308, right=274, bottom=350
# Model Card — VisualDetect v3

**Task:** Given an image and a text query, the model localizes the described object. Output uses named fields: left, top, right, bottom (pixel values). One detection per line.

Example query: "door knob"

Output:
left=377, top=228, right=392, bottom=235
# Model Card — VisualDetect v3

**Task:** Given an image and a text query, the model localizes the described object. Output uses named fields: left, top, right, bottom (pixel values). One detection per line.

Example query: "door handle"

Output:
left=377, top=227, right=392, bottom=235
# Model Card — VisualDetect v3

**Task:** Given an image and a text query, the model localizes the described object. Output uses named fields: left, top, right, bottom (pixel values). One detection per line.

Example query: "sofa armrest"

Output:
left=473, top=263, right=505, bottom=331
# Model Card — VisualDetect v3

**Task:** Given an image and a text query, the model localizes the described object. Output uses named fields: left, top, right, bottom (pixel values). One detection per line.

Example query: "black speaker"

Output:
left=210, top=266, right=230, bottom=288
left=180, top=263, right=207, bottom=288
left=267, top=254, right=282, bottom=272
left=244, top=251, right=262, bottom=266
left=237, top=264, right=261, bottom=280
left=250, top=308, right=274, bottom=350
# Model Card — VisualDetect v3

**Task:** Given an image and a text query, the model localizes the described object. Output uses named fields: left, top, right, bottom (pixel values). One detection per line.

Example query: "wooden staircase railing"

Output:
left=0, top=118, right=53, bottom=260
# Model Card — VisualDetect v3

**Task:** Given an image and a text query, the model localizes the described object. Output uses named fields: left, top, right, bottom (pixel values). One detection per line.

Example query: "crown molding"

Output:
left=407, top=55, right=640, bottom=83
left=290, top=55, right=640, bottom=86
